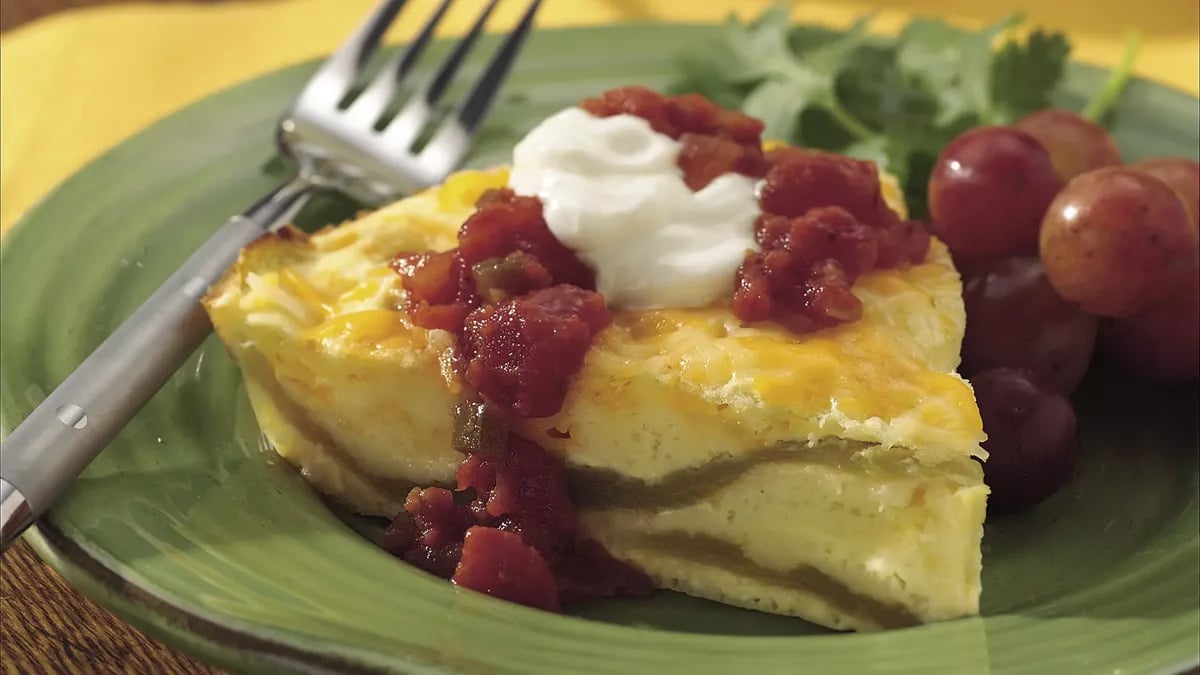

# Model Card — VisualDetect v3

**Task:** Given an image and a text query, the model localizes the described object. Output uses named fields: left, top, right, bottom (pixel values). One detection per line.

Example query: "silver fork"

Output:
left=0, top=0, right=541, bottom=551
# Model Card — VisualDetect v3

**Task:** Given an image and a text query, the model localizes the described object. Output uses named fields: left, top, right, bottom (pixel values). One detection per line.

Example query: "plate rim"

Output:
left=5, top=20, right=1200, bottom=675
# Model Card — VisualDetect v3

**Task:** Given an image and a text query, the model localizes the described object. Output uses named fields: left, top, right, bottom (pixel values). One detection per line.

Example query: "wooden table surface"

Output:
left=0, top=6, right=228, bottom=675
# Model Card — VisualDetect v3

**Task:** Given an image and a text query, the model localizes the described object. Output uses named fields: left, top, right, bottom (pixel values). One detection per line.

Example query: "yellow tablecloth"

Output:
left=2, top=0, right=1197, bottom=235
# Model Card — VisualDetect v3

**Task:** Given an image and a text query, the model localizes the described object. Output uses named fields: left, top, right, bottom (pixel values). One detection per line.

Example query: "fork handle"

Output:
left=0, top=177, right=312, bottom=551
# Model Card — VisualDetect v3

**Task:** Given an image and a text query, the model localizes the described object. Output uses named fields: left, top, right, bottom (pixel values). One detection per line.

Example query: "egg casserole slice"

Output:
left=204, top=167, right=988, bottom=632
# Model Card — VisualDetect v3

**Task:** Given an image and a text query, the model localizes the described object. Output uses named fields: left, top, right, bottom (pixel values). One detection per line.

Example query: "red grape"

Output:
left=1040, top=167, right=1199, bottom=317
left=928, top=126, right=1062, bottom=265
left=962, top=257, right=1098, bottom=393
left=1014, top=109, right=1121, bottom=182
left=972, top=368, right=1079, bottom=513
left=1130, top=157, right=1200, bottom=228
left=1101, top=262, right=1200, bottom=382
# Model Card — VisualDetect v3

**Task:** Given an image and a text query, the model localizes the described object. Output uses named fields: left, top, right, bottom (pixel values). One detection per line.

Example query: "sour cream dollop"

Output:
left=507, top=107, right=759, bottom=310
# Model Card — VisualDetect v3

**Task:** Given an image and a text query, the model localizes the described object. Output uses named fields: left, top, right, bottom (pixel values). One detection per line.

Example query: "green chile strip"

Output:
left=629, top=531, right=922, bottom=630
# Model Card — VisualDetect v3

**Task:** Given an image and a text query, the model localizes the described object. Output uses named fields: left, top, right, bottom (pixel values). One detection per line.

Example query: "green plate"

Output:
left=2, top=23, right=1198, bottom=675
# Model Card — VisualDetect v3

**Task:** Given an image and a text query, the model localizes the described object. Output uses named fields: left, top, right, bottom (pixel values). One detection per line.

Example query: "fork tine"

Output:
left=345, top=0, right=457, bottom=125
left=418, top=0, right=542, bottom=172
left=422, top=0, right=500, bottom=108
left=380, top=0, right=499, bottom=145
left=353, top=0, right=407, bottom=68
left=452, top=0, right=541, bottom=133
left=296, top=0, right=407, bottom=106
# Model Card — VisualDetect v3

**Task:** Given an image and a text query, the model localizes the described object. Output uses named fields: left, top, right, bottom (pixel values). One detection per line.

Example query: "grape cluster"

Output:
left=927, top=110, right=1200, bottom=513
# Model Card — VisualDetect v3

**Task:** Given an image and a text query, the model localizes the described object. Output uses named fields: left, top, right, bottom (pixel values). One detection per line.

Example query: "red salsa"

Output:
left=389, top=187, right=648, bottom=610
left=464, top=285, right=612, bottom=418
left=582, top=86, right=767, bottom=190
left=382, top=430, right=651, bottom=609
left=734, top=148, right=929, bottom=331
left=391, top=189, right=595, bottom=334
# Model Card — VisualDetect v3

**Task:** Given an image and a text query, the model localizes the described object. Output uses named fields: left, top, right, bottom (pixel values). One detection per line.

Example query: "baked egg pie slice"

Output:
left=205, top=89, right=988, bottom=632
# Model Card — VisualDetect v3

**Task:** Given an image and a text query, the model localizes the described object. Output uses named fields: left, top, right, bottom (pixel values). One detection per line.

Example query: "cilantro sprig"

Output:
left=670, top=6, right=1139, bottom=217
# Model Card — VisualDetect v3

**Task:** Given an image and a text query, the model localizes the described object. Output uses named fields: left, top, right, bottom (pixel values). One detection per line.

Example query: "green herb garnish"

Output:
left=1083, top=31, right=1143, bottom=123
left=670, top=6, right=1138, bottom=217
